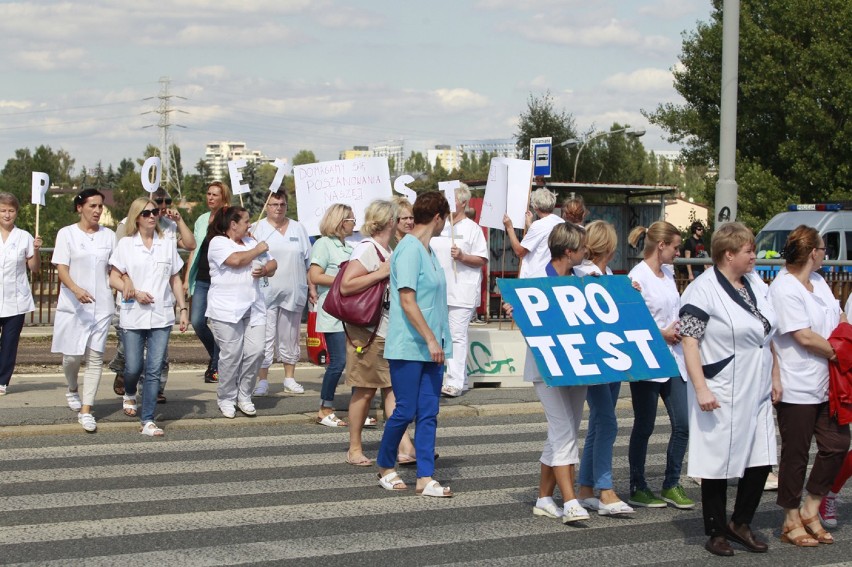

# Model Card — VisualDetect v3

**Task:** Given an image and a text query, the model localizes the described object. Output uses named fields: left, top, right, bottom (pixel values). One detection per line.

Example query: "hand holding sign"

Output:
left=393, top=175, right=416, bottom=204
left=498, top=275, right=678, bottom=386
left=31, top=172, right=49, bottom=237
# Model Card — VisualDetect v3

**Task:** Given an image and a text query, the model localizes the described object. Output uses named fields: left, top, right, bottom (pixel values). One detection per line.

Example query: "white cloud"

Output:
left=15, top=48, right=87, bottom=71
left=639, top=0, right=704, bottom=21
left=0, top=100, right=32, bottom=111
left=433, top=88, right=489, bottom=110
left=188, top=66, right=230, bottom=81
left=521, top=17, right=672, bottom=54
left=601, top=68, right=674, bottom=92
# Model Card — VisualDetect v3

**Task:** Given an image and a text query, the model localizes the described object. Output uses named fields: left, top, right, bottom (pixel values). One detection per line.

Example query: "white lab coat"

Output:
left=50, top=225, right=115, bottom=355
left=680, top=267, right=778, bottom=479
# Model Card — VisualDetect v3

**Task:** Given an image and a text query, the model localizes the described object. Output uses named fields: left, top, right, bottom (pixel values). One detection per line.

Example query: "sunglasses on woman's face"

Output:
left=154, top=198, right=172, bottom=205
left=140, top=208, right=160, bottom=218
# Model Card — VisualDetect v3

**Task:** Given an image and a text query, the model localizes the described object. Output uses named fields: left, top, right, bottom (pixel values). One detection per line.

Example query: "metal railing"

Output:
left=24, top=249, right=191, bottom=326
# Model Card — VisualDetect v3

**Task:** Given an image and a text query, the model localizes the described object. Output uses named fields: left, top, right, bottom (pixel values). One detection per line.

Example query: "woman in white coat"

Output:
left=51, top=189, right=115, bottom=432
left=251, top=189, right=314, bottom=397
left=680, top=223, right=779, bottom=556
left=0, top=192, right=41, bottom=396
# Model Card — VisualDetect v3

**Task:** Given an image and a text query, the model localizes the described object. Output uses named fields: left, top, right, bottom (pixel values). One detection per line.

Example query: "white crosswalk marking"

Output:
left=1, top=415, right=849, bottom=566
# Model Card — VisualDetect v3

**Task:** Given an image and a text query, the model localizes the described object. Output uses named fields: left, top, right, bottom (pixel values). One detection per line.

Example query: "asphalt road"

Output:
left=2, top=412, right=851, bottom=566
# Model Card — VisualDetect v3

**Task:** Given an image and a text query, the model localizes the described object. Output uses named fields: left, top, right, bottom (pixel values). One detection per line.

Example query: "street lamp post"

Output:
left=559, top=126, right=646, bottom=182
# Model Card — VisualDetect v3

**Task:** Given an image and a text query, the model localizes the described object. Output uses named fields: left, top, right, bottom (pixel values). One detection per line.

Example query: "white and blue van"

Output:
left=755, top=204, right=852, bottom=273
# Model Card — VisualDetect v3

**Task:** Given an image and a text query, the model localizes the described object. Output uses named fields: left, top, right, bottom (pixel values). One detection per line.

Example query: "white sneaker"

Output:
left=0, top=384, right=6, bottom=395
left=562, top=499, right=591, bottom=523
left=218, top=402, right=236, bottom=419
left=237, top=400, right=257, bottom=416
left=253, top=379, right=269, bottom=396
left=533, top=498, right=564, bottom=519
left=66, top=391, right=82, bottom=411
left=282, top=378, right=304, bottom=394
left=77, top=412, right=97, bottom=432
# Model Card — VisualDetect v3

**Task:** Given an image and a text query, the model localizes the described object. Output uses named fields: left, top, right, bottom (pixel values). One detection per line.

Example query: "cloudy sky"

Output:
left=0, top=0, right=710, bottom=174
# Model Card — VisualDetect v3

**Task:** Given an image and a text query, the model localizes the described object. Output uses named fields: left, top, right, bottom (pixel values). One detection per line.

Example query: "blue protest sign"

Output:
left=498, top=275, right=678, bottom=386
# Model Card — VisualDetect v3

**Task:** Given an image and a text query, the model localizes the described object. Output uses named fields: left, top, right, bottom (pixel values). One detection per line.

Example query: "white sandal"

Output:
left=377, top=471, right=407, bottom=491
left=140, top=422, right=164, bottom=437
left=416, top=480, right=453, bottom=498
left=316, top=413, right=347, bottom=427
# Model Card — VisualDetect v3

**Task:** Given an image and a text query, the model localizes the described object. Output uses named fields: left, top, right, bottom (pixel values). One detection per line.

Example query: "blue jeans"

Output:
left=0, top=314, right=25, bottom=387
left=123, top=327, right=171, bottom=424
left=377, top=359, right=443, bottom=478
left=319, top=331, right=347, bottom=406
left=578, top=382, right=621, bottom=490
left=190, top=281, right=218, bottom=371
left=628, top=378, right=689, bottom=493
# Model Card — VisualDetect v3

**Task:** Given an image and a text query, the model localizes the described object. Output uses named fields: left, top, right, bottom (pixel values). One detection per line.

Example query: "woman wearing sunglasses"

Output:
left=109, top=198, right=188, bottom=436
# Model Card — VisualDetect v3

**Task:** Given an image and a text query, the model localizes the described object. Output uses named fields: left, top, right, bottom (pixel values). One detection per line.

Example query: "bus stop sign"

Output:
left=530, top=136, right=552, bottom=178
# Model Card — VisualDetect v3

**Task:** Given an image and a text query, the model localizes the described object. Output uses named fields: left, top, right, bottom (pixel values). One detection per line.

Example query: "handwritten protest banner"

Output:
left=498, top=275, right=678, bottom=386
left=479, top=157, right=532, bottom=231
left=295, top=157, right=392, bottom=235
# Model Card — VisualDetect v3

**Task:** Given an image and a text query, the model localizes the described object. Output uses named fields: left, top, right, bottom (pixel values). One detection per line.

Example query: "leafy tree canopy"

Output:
left=645, top=0, right=852, bottom=229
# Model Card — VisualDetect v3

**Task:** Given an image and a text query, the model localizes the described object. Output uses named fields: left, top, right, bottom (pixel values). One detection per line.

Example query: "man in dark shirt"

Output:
left=683, top=221, right=707, bottom=281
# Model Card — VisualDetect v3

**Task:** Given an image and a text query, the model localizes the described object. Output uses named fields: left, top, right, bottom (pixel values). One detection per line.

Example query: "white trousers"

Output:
left=444, top=306, right=475, bottom=390
left=63, top=348, right=104, bottom=407
left=534, top=381, right=587, bottom=467
left=261, top=306, right=302, bottom=368
left=211, top=317, right=266, bottom=405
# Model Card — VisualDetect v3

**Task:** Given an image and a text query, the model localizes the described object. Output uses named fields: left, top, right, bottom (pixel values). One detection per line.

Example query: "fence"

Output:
left=22, top=252, right=852, bottom=326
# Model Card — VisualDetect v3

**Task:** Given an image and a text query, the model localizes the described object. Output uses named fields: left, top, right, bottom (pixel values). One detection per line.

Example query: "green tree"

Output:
left=292, top=150, right=317, bottom=166
left=645, top=0, right=852, bottom=228
left=515, top=91, right=578, bottom=182
left=402, top=151, right=430, bottom=176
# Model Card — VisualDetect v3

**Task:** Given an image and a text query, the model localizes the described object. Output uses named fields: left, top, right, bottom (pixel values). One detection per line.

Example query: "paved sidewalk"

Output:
left=0, top=362, right=550, bottom=437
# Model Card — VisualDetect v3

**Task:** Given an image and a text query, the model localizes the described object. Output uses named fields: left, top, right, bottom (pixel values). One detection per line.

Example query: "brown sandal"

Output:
left=801, top=514, right=834, bottom=544
left=780, top=522, right=819, bottom=547
left=113, top=374, right=125, bottom=396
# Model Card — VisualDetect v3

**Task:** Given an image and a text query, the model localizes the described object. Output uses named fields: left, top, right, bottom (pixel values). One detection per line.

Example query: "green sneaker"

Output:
left=628, top=488, right=667, bottom=508
left=660, top=485, right=696, bottom=509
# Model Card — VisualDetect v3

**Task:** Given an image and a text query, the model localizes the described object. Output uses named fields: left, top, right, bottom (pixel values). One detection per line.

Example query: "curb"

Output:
left=0, top=402, right=549, bottom=438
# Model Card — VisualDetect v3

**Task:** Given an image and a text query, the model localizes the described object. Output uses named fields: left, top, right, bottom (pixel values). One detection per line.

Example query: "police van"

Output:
left=755, top=204, right=852, bottom=271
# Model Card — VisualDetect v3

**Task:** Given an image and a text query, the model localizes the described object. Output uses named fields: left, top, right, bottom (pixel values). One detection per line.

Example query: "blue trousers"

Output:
left=578, top=382, right=621, bottom=490
left=628, top=377, right=689, bottom=493
left=190, top=281, right=219, bottom=371
left=377, top=359, right=443, bottom=478
left=0, top=314, right=24, bottom=387
left=123, top=326, right=171, bottom=424
left=319, top=331, right=347, bottom=406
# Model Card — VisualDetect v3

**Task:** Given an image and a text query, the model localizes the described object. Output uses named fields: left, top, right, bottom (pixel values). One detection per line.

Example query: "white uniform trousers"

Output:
left=211, top=316, right=266, bottom=405
left=534, top=381, right=588, bottom=467
left=261, top=306, right=302, bottom=368
left=444, top=306, right=475, bottom=390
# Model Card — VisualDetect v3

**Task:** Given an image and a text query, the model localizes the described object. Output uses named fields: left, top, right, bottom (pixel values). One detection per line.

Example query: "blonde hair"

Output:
left=584, top=220, right=617, bottom=263
left=628, top=221, right=680, bottom=258
left=455, top=183, right=471, bottom=206
left=710, top=222, right=754, bottom=264
left=529, top=187, right=557, bottom=213
left=360, top=199, right=396, bottom=237
left=319, top=203, right=353, bottom=238
left=125, top=197, right=163, bottom=238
